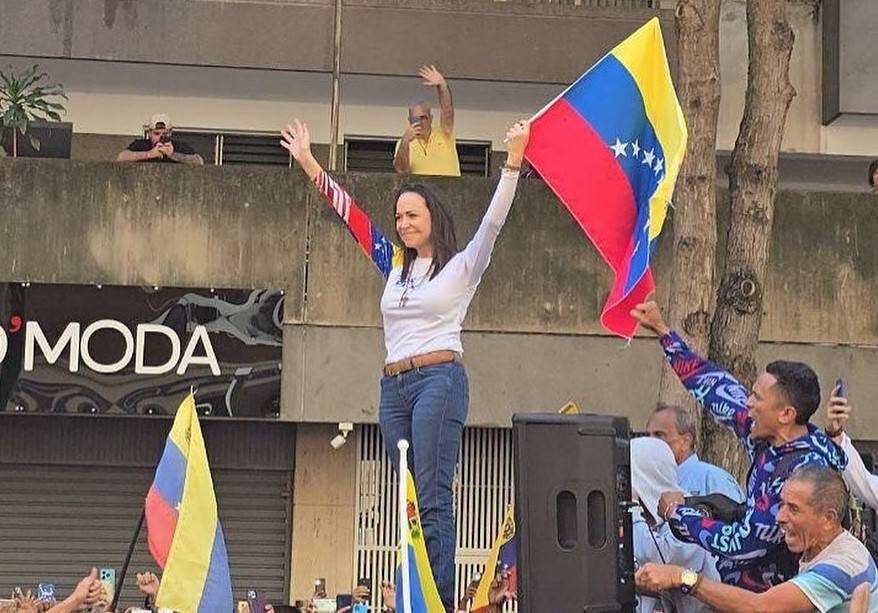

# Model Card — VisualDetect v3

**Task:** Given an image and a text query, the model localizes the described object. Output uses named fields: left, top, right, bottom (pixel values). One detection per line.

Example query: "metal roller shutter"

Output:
left=0, top=415, right=294, bottom=608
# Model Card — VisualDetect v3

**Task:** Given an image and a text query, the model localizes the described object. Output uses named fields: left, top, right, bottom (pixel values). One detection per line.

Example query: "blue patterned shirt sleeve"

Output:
left=660, top=331, right=754, bottom=457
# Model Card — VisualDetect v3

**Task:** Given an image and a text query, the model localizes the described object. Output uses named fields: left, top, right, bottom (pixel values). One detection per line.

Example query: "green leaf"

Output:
left=29, top=133, right=41, bottom=151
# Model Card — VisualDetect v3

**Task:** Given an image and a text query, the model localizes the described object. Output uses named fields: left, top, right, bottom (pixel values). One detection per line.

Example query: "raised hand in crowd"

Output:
left=504, top=120, right=529, bottom=171
left=13, top=589, right=45, bottom=613
left=488, top=569, right=516, bottom=607
left=44, top=568, right=99, bottom=613
left=630, top=298, right=670, bottom=337
left=380, top=581, right=395, bottom=611
left=280, top=120, right=321, bottom=180
left=91, top=586, right=110, bottom=613
left=351, top=584, right=369, bottom=604
left=454, top=575, right=481, bottom=613
left=825, top=382, right=850, bottom=439
left=418, top=65, right=447, bottom=89
left=135, top=571, right=160, bottom=598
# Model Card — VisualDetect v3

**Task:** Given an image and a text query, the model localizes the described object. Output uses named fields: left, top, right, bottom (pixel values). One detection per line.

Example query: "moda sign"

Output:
left=0, top=283, right=284, bottom=417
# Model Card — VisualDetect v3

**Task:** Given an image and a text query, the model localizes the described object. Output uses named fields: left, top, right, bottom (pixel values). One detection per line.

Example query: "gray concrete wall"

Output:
left=2, top=159, right=877, bottom=436
left=0, top=0, right=671, bottom=85
left=0, top=159, right=307, bottom=320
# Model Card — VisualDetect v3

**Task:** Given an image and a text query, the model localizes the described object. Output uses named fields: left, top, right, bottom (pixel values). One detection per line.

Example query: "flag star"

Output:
left=654, top=158, right=664, bottom=175
left=610, top=137, right=628, bottom=158
left=642, top=148, right=656, bottom=167
left=631, top=139, right=641, bottom=158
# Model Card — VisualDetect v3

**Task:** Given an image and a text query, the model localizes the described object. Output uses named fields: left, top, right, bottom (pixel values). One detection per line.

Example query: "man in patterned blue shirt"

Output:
left=636, top=465, right=878, bottom=612
left=632, top=299, right=847, bottom=592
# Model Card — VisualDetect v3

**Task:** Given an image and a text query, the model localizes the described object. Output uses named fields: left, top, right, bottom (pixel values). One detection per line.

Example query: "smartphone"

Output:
left=99, top=569, right=115, bottom=603
left=37, top=583, right=56, bottom=603
left=836, top=378, right=846, bottom=398
left=314, top=578, right=327, bottom=597
left=247, top=590, right=266, bottom=613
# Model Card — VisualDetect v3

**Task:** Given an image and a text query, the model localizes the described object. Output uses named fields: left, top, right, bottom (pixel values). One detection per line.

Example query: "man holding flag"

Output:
left=144, top=393, right=233, bottom=613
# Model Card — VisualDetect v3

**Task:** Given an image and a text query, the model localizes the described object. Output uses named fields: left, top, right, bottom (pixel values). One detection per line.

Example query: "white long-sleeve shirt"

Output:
left=311, top=166, right=520, bottom=365
left=839, top=433, right=878, bottom=509
left=380, top=169, right=519, bottom=362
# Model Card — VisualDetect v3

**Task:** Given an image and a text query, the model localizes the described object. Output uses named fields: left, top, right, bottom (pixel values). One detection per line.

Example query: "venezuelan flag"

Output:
left=471, top=506, right=517, bottom=613
left=316, top=172, right=404, bottom=277
left=526, top=17, right=687, bottom=338
left=145, top=394, right=233, bottom=613
left=395, top=469, right=445, bottom=613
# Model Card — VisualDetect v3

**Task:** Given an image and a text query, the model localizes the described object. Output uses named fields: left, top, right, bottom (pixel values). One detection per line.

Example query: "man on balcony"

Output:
left=393, top=66, right=460, bottom=177
left=116, top=113, right=203, bottom=165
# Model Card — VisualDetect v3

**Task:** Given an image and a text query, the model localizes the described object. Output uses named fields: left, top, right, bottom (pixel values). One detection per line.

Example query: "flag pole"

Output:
left=397, top=439, right=412, bottom=613
left=111, top=507, right=145, bottom=612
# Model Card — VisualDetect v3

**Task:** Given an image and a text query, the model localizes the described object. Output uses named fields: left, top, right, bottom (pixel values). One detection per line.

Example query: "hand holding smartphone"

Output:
left=247, top=590, right=266, bottom=613
left=835, top=377, right=846, bottom=398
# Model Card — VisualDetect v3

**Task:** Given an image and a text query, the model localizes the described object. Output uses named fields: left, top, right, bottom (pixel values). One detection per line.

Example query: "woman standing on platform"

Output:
left=281, top=118, right=529, bottom=612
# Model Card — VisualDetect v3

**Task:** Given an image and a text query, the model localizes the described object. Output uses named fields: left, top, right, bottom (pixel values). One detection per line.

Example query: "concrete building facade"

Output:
left=1, top=0, right=876, bottom=605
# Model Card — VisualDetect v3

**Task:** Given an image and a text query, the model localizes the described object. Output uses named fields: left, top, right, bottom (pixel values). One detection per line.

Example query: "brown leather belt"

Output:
left=383, top=350, right=461, bottom=377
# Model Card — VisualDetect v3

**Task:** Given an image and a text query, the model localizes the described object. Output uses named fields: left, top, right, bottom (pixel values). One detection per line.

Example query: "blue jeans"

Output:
left=379, top=361, right=468, bottom=612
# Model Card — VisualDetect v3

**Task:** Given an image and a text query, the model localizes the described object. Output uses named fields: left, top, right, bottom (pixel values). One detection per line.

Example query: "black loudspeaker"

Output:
left=513, top=413, right=635, bottom=613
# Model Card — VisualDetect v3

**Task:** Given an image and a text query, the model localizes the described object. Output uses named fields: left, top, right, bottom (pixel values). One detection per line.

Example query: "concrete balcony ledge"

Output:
left=3, top=157, right=878, bottom=429
left=0, top=0, right=672, bottom=83
left=1, top=156, right=876, bottom=347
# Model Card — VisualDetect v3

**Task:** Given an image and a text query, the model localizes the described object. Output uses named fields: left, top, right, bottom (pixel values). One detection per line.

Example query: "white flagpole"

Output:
left=398, top=439, right=412, bottom=613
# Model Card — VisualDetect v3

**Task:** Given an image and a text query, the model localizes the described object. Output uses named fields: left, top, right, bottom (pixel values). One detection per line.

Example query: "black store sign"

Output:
left=0, top=283, right=283, bottom=418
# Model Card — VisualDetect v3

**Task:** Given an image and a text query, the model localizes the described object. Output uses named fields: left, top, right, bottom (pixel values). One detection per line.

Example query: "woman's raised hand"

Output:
left=504, top=119, right=530, bottom=169
left=281, top=119, right=312, bottom=161
left=281, top=119, right=322, bottom=179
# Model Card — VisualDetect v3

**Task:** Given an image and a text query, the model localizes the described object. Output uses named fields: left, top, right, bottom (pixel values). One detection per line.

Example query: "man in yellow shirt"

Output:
left=394, top=65, right=461, bottom=177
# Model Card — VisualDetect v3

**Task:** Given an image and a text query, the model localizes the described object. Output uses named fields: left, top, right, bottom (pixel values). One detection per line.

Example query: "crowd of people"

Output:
left=0, top=568, right=516, bottom=613
left=628, top=300, right=878, bottom=612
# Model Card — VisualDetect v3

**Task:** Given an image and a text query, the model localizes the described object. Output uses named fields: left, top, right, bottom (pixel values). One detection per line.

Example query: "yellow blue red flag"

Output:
left=144, top=393, right=233, bottom=613
left=395, top=469, right=445, bottom=613
left=526, top=17, right=687, bottom=338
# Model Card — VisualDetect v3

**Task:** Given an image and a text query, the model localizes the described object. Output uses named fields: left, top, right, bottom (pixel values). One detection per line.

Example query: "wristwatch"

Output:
left=680, top=569, right=701, bottom=595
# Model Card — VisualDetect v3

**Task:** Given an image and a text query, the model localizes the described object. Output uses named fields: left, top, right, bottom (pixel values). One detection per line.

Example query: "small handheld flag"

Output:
left=144, top=393, right=233, bottom=613
left=395, top=440, right=445, bottom=613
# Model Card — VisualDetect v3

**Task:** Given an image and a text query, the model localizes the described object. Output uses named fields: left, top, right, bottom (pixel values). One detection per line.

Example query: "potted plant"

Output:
left=0, top=64, right=70, bottom=158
